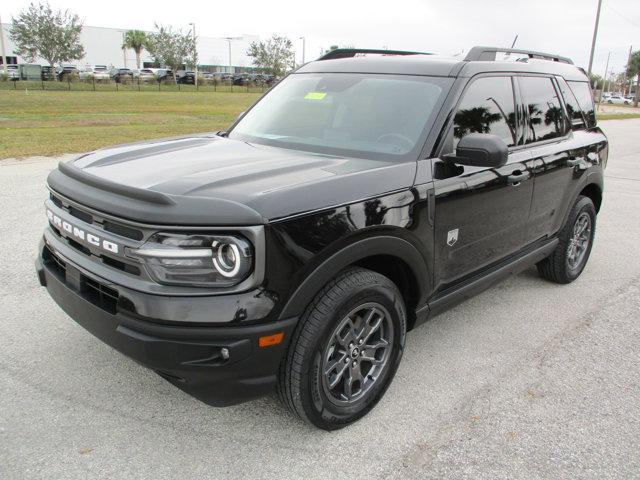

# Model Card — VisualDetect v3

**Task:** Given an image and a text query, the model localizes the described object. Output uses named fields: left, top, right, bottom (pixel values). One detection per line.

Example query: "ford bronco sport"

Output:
left=36, top=47, right=607, bottom=430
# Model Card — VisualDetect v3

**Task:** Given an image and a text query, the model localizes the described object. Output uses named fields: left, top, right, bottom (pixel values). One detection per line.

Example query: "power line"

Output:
left=605, top=3, right=640, bottom=31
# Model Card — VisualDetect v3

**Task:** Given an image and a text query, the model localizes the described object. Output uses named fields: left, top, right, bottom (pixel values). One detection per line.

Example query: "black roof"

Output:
left=298, top=47, right=588, bottom=82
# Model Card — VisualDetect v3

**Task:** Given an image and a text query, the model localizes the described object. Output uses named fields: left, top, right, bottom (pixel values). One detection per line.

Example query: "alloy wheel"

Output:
left=321, top=302, right=394, bottom=405
left=566, top=211, right=592, bottom=270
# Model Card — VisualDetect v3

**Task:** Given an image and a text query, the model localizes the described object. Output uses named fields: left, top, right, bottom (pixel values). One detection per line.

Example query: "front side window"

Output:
left=453, top=76, right=517, bottom=148
left=229, top=73, right=452, bottom=161
left=568, top=81, right=596, bottom=128
left=520, top=76, right=565, bottom=143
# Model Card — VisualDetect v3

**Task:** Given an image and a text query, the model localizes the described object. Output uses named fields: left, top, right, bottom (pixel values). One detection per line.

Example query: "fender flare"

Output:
left=278, top=235, right=430, bottom=320
left=559, top=169, right=603, bottom=229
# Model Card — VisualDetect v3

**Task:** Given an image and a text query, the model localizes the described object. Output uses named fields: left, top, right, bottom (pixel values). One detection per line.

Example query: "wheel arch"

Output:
left=579, top=182, right=603, bottom=212
left=277, top=235, right=430, bottom=328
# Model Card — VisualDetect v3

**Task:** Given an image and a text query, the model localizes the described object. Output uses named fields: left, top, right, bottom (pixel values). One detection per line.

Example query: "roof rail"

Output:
left=318, top=48, right=431, bottom=61
left=464, top=46, right=573, bottom=65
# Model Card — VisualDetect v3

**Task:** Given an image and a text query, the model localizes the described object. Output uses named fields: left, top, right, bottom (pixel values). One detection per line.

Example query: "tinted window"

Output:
left=520, top=76, right=565, bottom=143
left=557, top=78, right=585, bottom=129
left=568, top=81, right=596, bottom=128
left=453, top=77, right=517, bottom=147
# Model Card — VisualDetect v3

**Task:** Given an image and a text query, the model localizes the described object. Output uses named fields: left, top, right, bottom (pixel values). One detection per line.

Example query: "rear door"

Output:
left=432, top=74, right=535, bottom=290
left=521, top=75, right=589, bottom=238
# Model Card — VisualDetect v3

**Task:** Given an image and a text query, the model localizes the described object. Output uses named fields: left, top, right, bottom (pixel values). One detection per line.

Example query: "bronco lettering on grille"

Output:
left=47, top=209, right=120, bottom=254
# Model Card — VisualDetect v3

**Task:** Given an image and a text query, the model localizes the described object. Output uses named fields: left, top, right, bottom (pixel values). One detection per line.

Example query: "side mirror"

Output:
left=444, top=133, right=508, bottom=168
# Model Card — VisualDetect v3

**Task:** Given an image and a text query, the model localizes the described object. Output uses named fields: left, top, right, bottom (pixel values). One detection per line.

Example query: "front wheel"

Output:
left=278, top=268, right=406, bottom=430
left=537, top=195, right=596, bottom=284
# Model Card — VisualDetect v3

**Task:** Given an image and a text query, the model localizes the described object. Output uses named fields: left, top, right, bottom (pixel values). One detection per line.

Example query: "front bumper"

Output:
left=35, top=249, right=297, bottom=406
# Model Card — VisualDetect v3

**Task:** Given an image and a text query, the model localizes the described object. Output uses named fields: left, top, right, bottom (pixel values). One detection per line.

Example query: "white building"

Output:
left=1, top=23, right=260, bottom=73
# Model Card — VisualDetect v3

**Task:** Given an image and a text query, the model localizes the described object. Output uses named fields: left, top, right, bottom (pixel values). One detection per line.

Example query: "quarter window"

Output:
left=520, top=76, right=565, bottom=143
left=557, top=78, right=586, bottom=129
left=567, top=81, right=596, bottom=128
left=453, top=77, right=517, bottom=148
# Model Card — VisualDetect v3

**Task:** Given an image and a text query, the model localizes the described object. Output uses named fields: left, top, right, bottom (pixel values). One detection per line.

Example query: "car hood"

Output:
left=47, top=135, right=416, bottom=225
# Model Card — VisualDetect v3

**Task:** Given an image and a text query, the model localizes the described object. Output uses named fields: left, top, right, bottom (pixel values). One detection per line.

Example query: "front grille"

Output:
left=49, top=191, right=144, bottom=242
left=48, top=192, right=145, bottom=278
left=50, top=193, right=63, bottom=208
left=68, top=205, right=93, bottom=224
left=103, top=220, right=144, bottom=241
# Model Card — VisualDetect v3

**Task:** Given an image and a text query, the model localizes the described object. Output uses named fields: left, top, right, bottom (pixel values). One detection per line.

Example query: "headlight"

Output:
left=127, top=233, right=253, bottom=287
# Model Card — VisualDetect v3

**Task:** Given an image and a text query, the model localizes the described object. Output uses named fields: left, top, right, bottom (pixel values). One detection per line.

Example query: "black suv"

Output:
left=36, top=47, right=606, bottom=430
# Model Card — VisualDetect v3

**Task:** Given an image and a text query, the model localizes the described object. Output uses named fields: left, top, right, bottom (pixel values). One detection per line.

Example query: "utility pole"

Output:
left=189, top=23, right=197, bottom=88
left=599, top=51, right=610, bottom=104
left=1, top=15, right=8, bottom=75
left=587, top=0, right=603, bottom=77
left=299, top=36, right=306, bottom=65
left=626, top=45, right=633, bottom=95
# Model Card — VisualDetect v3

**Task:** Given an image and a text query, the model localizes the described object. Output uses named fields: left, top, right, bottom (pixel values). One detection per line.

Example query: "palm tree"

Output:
left=626, top=50, right=640, bottom=108
left=122, top=30, right=147, bottom=69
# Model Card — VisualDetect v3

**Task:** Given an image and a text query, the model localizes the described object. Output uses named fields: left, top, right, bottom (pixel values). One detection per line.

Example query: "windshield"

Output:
left=229, top=73, right=451, bottom=160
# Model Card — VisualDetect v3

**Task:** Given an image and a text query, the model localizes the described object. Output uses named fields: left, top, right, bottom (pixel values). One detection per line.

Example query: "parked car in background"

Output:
left=80, top=65, right=111, bottom=80
left=607, top=95, right=630, bottom=105
left=176, top=70, right=196, bottom=84
left=5, top=64, right=19, bottom=80
left=110, top=68, right=134, bottom=83
left=152, top=68, right=175, bottom=83
left=233, top=73, right=251, bottom=85
left=57, top=66, right=79, bottom=81
left=134, top=68, right=156, bottom=82
left=41, top=66, right=55, bottom=81
left=80, top=65, right=110, bottom=81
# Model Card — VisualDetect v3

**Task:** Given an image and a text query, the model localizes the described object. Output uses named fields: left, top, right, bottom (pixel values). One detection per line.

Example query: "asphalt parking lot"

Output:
left=1, top=120, right=639, bottom=479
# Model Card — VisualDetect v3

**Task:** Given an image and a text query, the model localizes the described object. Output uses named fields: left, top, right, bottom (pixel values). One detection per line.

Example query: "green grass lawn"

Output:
left=597, top=113, right=640, bottom=120
left=0, top=90, right=261, bottom=159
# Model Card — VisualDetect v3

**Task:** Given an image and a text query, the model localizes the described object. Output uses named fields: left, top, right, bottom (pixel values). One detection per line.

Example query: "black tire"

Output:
left=537, top=195, right=596, bottom=284
left=278, top=267, right=407, bottom=430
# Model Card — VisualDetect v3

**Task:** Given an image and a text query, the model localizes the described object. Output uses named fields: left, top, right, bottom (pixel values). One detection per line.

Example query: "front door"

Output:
left=432, top=75, right=535, bottom=291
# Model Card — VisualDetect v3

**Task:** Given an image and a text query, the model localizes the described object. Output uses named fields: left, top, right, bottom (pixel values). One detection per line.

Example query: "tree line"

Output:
left=7, top=2, right=298, bottom=83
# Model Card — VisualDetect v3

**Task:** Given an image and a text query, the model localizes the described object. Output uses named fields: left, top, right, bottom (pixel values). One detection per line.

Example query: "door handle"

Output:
left=507, top=170, right=530, bottom=186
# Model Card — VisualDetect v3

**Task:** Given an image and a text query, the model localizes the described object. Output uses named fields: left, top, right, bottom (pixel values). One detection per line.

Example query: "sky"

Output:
left=3, top=0, right=639, bottom=77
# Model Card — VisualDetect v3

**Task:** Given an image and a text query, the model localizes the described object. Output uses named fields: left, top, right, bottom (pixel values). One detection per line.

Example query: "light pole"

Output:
left=299, top=36, right=306, bottom=65
left=587, top=0, right=603, bottom=77
left=224, top=37, right=234, bottom=75
left=189, top=23, right=197, bottom=88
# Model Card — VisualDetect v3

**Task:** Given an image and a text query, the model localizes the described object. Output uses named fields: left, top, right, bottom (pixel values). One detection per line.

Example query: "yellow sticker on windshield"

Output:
left=304, top=92, right=327, bottom=100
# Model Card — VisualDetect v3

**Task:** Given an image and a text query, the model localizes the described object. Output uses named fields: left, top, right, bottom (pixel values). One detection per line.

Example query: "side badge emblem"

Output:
left=447, top=229, right=459, bottom=247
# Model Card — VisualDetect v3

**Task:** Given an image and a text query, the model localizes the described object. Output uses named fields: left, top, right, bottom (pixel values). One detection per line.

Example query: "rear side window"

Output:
left=557, top=78, right=586, bottom=129
left=567, top=81, right=596, bottom=128
left=453, top=76, right=517, bottom=148
left=520, top=76, right=565, bottom=143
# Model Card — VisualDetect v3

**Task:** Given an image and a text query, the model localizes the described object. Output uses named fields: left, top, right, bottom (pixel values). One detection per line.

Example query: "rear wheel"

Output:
left=278, top=267, right=406, bottom=430
left=537, top=195, right=596, bottom=284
